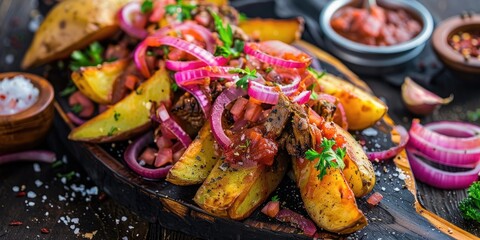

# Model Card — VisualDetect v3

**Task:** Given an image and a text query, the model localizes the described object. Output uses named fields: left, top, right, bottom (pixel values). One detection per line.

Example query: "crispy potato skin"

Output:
left=316, top=74, right=387, bottom=130
left=22, top=0, right=133, bottom=69
left=194, top=156, right=287, bottom=220
left=71, top=59, right=128, bottom=104
left=166, top=122, right=218, bottom=185
left=335, top=124, right=375, bottom=197
left=292, top=157, right=367, bottom=234
left=239, top=18, right=304, bottom=44
left=68, top=66, right=171, bottom=142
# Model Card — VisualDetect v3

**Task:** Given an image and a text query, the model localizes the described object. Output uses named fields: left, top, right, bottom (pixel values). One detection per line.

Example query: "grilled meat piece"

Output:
left=264, top=94, right=293, bottom=139
left=311, top=99, right=336, bottom=122
left=171, top=92, right=205, bottom=135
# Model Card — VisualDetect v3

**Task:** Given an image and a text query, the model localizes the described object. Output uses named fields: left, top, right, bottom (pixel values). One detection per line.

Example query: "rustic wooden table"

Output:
left=1, top=0, right=479, bottom=239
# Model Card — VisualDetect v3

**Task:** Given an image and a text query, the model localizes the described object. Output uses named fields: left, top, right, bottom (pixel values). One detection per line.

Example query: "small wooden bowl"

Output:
left=0, top=72, right=54, bottom=153
left=432, top=13, right=480, bottom=74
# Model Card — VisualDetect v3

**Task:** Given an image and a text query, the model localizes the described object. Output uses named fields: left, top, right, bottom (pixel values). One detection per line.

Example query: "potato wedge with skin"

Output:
left=22, top=0, right=133, bottom=69
left=166, top=122, right=217, bottom=186
left=71, top=59, right=129, bottom=104
left=292, top=157, right=367, bottom=234
left=239, top=18, right=304, bottom=44
left=228, top=154, right=288, bottom=220
left=335, top=124, right=375, bottom=197
left=68, top=67, right=171, bottom=142
left=316, top=74, right=387, bottom=130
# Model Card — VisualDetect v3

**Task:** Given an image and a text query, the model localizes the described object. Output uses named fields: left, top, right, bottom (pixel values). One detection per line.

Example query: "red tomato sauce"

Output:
left=330, top=5, right=422, bottom=46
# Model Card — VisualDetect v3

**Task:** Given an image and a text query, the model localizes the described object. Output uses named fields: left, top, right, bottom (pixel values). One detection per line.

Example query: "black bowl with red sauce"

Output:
left=320, top=0, right=433, bottom=75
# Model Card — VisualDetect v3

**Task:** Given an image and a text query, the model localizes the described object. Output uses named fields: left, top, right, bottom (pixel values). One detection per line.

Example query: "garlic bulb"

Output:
left=401, top=77, right=453, bottom=115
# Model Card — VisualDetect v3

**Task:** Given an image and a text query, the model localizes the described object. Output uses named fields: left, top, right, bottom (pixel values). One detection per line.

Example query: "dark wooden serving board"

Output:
left=12, top=0, right=476, bottom=239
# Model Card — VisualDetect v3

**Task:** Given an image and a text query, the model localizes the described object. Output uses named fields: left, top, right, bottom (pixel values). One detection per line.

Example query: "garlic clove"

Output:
left=401, top=77, right=453, bottom=115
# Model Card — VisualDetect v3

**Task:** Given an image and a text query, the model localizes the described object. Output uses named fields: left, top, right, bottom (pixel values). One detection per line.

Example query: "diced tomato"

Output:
left=321, top=121, right=336, bottom=139
left=139, top=147, right=157, bottom=166
left=307, top=108, right=324, bottom=127
left=261, top=201, right=280, bottom=218
left=155, top=148, right=173, bottom=167
left=230, top=97, right=248, bottom=121
left=173, top=148, right=186, bottom=163
left=244, top=100, right=263, bottom=122
left=124, top=75, right=139, bottom=91
left=367, top=192, right=384, bottom=206
left=156, top=135, right=173, bottom=149
left=68, top=91, right=95, bottom=118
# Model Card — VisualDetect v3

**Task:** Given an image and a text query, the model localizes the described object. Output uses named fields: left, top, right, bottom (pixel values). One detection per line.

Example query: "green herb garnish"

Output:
left=71, top=104, right=83, bottom=114
left=239, top=139, right=250, bottom=149
left=211, top=11, right=244, bottom=58
left=107, top=127, right=118, bottom=137
left=459, top=181, right=480, bottom=223
left=113, top=111, right=121, bottom=121
left=141, top=0, right=153, bottom=13
left=69, top=42, right=104, bottom=71
left=467, top=108, right=480, bottom=122
left=305, top=138, right=346, bottom=180
left=135, top=88, right=143, bottom=95
left=307, top=83, right=318, bottom=100
left=239, top=13, right=248, bottom=22
left=51, top=161, right=63, bottom=169
left=308, top=67, right=326, bottom=79
left=165, top=0, right=196, bottom=22
left=57, top=171, right=76, bottom=181
left=171, top=82, right=179, bottom=92
left=229, top=67, right=257, bottom=89
left=271, top=195, right=279, bottom=202
left=265, top=67, right=273, bottom=74
left=60, top=84, right=77, bottom=97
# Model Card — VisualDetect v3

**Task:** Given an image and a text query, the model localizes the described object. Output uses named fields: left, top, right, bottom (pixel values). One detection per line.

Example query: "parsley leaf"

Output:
left=308, top=67, right=326, bottom=79
left=60, top=83, right=77, bottom=97
left=305, top=138, right=346, bottom=180
left=141, top=0, right=153, bottom=13
left=165, top=0, right=196, bottom=22
left=239, top=13, right=248, bottom=22
left=239, top=139, right=250, bottom=149
left=108, top=127, right=119, bottom=137
left=467, top=108, right=480, bottom=122
left=69, top=42, right=104, bottom=71
left=307, top=83, right=318, bottom=100
left=211, top=11, right=244, bottom=58
left=171, top=82, right=179, bottom=92
left=271, top=195, right=279, bottom=202
left=71, top=104, right=83, bottom=114
left=113, top=111, right=121, bottom=121
left=229, top=67, right=257, bottom=89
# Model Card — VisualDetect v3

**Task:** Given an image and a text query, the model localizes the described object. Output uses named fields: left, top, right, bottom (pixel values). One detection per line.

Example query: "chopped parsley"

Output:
left=70, top=104, right=83, bottom=114
left=308, top=67, right=326, bottom=79
left=265, top=67, right=273, bottom=74
left=305, top=138, right=346, bottom=180
left=171, top=82, right=179, bottom=92
left=271, top=195, right=279, bottom=202
left=51, top=160, right=63, bottom=168
left=141, top=0, right=153, bottom=13
left=239, top=139, right=250, bottom=149
left=57, top=171, right=76, bottom=181
left=229, top=67, right=257, bottom=89
left=107, top=127, right=119, bottom=137
left=307, top=83, right=318, bottom=100
left=69, top=42, right=104, bottom=71
left=239, top=13, right=248, bottom=22
left=60, top=83, right=77, bottom=97
left=113, top=111, right=121, bottom=121
left=467, top=108, right=480, bottom=122
left=135, top=88, right=143, bottom=95
left=165, top=0, right=196, bottom=22
left=211, top=11, right=244, bottom=58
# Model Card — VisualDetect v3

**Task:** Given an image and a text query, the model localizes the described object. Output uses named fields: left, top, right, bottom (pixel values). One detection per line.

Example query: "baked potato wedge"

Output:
left=194, top=155, right=287, bottom=220
left=71, top=59, right=129, bottom=104
left=238, top=18, right=304, bottom=44
left=68, top=66, right=171, bottom=142
left=166, top=122, right=218, bottom=185
left=292, top=157, right=367, bottom=234
left=316, top=74, right=387, bottom=130
left=335, top=124, right=375, bottom=197
left=22, top=0, right=132, bottom=69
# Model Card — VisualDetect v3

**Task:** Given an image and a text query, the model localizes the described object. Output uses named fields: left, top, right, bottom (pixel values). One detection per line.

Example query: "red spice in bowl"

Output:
left=448, top=30, right=480, bottom=59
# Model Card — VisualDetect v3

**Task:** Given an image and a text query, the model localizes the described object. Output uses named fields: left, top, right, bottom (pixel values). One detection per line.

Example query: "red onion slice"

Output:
left=182, top=84, right=211, bottom=117
left=366, top=126, right=409, bottom=161
left=247, top=81, right=279, bottom=105
left=0, top=150, right=56, bottom=165
left=410, top=120, right=480, bottom=149
left=244, top=41, right=311, bottom=69
left=152, top=21, right=216, bottom=53
left=174, top=66, right=237, bottom=86
left=134, top=36, right=219, bottom=78
left=293, top=91, right=311, bottom=104
left=155, top=104, right=192, bottom=148
left=210, top=87, right=247, bottom=149
left=118, top=2, right=148, bottom=39
left=124, top=132, right=172, bottom=179
left=275, top=209, right=317, bottom=237
left=66, top=112, right=86, bottom=126
left=165, top=56, right=228, bottom=71
left=406, top=146, right=480, bottom=189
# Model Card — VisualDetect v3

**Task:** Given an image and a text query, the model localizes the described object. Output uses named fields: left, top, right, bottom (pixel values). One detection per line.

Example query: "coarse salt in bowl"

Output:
left=0, top=75, right=40, bottom=115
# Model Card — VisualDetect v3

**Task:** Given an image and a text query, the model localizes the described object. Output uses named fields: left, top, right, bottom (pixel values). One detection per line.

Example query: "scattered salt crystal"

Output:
left=70, top=225, right=75, bottom=230
left=42, top=195, right=47, bottom=200
left=115, top=219, right=120, bottom=225
left=58, top=195, right=66, bottom=201
left=381, top=187, right=386, bottom=191
left=28, top=202, right=35, bottom=206
left=122, top=237, right=128, bottom=240
left=28, top=15, right=43, bottom=32
left=45, top=212, right=49, bottom=217
left=362, top=128, right=378, bottom=137
left=27, top=191, right=37, bottom=198
left=12, top=186, right=19, bottom=192
left=139, top=160, right=146, bottom=166
left=87, top=186, right=98, bottom=195
left=394, top=187, right=400, bottom=192
left=5, top=54, right=14, bottom=64
left=34, top=180, right=43, bottom=187
left=121, top=216, right=127, bottom=222
left=45, top=185, right=49, bottom=189
left=62, top=155, right=68, bottom=163
left=128, top=226, right=134, bottom=229
left=33, top=163, right=41, bottom=172
left=61, top=177, right=67, bottom=184
left=20, top=185, right=26, bottom=191
left=71, top=218, right=79, bottom=224
left=74, top=228, right=80, bottom=234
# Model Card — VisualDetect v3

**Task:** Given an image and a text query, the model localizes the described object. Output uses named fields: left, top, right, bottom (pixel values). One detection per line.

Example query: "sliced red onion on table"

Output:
left=165, top=56, right=228, bottom=71
left=401, top=77, right=453, bottom=115
left=244, top=41, right=311, bottom=68
left=406, top=146, right=480, bottom=189
left=134, top=36, right=219, bottom=78
left=0, top=150, right=56, bottom=165
left=124, top=132, right=172, bottom=179
left=210, top=87, right=247, bottom=149
left=118, top=2, right=148, bottom=39
left=174, top=66, right=237, bottom=86
left=410, top=119, right=480, bottom=149
left=366, top=125, right=409, bottom=161
left=155, top=104, right=192, bottom=148
left=275, top=209, right=317, bottom=237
